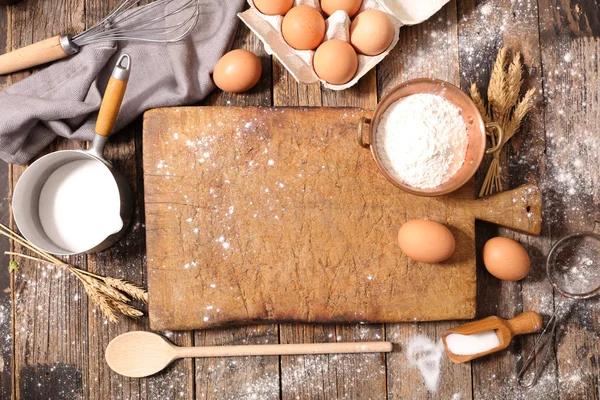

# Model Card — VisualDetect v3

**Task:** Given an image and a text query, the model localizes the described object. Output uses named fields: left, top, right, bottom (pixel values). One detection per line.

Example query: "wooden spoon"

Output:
left=442, top=311, right=543, bottom=363
left=106, top=331, right=393, bottom=378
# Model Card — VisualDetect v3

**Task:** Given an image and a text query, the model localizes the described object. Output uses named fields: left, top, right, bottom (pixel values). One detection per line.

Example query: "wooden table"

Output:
left=0, top=1, right=599, bottom=399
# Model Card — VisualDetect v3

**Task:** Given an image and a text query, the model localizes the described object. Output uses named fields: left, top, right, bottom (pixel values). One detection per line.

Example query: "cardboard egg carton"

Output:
left=239, top=0, right=450, bottom=90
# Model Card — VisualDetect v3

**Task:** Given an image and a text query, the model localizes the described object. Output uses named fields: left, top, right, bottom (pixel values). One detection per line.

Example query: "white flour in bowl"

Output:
left=38, top=159, right=123, bottom=253
left=375, top=93, right=469, bottom=189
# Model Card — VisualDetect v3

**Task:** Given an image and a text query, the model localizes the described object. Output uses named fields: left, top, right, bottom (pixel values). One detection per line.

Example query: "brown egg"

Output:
left=213, top=49, right=262, bottom=93
left=282, top=5, right=326, bottom=50
left=254, top=0, right=293, bottom=16
left=350, top=9, right=395, bottom=56
left=313, top=39, right=358, bottom=85
left=320, top=0, right=363, bottom=17
left=397, top=219, right=456, bottom=263
left=483, top=237, right=531, bottom=281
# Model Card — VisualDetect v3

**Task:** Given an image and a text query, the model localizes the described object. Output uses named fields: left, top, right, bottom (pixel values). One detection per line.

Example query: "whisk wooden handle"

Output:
left=0, top=36, right=69, bottom=75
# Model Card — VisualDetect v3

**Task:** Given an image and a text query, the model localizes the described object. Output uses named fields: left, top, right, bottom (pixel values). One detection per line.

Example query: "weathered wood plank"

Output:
left=0, top=3, right=13, bottom=399
left=537, top=1, right=600, bottom=399
left=457, top=0, right=558, bottom=399
left=7, top=1, right=90, bottom=399
left=380, top=2, right=473, bottom=399
left=194, top=19, right=280, bottom=400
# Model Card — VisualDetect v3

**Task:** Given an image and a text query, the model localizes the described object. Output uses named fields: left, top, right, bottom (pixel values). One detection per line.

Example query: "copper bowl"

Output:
left=357, top=78, right=503, bottom=197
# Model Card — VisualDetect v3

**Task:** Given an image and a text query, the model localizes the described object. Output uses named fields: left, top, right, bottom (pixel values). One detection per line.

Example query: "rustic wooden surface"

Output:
left=142, top=106, right=542, bottom=331
left=0, top=0, right=598, bottom=399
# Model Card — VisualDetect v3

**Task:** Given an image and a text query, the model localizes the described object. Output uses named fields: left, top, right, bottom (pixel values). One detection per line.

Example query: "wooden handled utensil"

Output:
left=442, top=311, right=543, bottom=363
left=106, top=331, right=393, bottom=378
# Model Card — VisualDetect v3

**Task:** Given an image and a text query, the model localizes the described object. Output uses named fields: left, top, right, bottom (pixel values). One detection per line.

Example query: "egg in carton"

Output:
left=239, top=0, right=450, bottom=91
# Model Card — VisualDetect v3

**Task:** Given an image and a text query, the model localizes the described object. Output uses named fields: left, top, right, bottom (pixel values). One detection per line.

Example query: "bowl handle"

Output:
left=357, top=117, right=372, bottom=149
left=485, top=122, right=505, bottom=154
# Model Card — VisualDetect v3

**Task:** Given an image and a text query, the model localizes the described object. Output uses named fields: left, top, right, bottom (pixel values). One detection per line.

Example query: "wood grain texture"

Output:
left=0, top=35, right=68, bottom=75
left=2, top=0, right=599, bottom=398
left=457, top=1, right=557, bottom=399
left=193, top=19, right=281, bottom=400
left=537, top=1, right=600, bottom=399
left=274, top=60, right=389, bottom=400
left=143, top=106, right=541, bottom=330
left=0, top=4, right=12, bottom=399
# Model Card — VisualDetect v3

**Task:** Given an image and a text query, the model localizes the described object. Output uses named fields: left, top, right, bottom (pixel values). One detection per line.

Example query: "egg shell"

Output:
left=398, top=219, right=456, bottom=264
left=254, top=0, right=294, bottom=16
left=282, top=5, right=326, bottom=50
left=213, top=49, right=262, bottom=94
left=320, top=0, right=363, bottom=17
left=350, top=9, right=395, bottom=56
left=313, top=39, right=358, bottom=85
left=483, top=237, right=531, bottom=281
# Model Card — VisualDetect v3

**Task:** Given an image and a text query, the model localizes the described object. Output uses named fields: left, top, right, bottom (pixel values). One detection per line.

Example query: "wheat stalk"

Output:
left=0, top=223, right=147, bottom=322
left=506, top=52, right=524, bottom=116
left=471, top=47, right=536, bottom=197
left=488, top=47, right=508, bottom=121
left=470, top=83, right=491, bottom=123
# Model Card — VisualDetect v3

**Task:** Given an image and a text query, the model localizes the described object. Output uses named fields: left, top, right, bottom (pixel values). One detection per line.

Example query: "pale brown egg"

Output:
left=254, top=0, right=293, bottom=16
left=282, top=5, right=326, bottom=50
left=320, top=0, right=363, bottom=17
left=313, top=39, right=358, bottom=85
left=483, top=237, right=531, bottom=281
left=397, top=219, right=456, bottom=263
left=350, top=9, right=395, bottom=56
left=213, top=49, right=262, bottom=93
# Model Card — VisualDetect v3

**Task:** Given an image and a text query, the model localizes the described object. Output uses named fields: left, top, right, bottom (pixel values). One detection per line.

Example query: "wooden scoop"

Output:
left=442, top=311, right=543, bottom=363
left=106, top=331, right=393, bottom=378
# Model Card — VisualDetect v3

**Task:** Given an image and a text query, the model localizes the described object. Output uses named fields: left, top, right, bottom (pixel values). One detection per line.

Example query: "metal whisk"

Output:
left=0, top=0, right=201, bottom=76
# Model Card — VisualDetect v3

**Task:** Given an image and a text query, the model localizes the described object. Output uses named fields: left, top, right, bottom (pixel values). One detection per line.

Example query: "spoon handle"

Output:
left=176, top=341, right=393, bottom=358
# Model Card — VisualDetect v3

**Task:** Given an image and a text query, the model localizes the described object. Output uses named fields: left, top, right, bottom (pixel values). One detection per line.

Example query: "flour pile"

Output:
left=376, top=94, right=469, bottom=189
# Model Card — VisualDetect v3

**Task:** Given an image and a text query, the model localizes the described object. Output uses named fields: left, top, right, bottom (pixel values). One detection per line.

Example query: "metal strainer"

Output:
left=517, top=232, right=600, bottom=387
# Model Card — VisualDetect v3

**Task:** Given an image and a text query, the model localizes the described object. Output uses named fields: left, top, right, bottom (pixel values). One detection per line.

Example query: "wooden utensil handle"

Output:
left=176, top=342, right=393, bottom=358
left=95, top=55, right=131, bottom=137
left=507, top=311, right=543, bottom=335
left=0, top=36, right=69, bottom=75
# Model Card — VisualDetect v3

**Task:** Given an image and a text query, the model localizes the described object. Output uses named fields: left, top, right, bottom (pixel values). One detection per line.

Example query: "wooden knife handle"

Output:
left=507, top=311, right=543, bottom=336
left=176, top=342, right=393, bottom=358
left=0, top=36, right=69, bottom=75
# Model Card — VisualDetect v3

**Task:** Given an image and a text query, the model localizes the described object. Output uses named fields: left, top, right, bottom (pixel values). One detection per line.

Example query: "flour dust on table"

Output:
left=406, top=335, right=445, bottom=392
left=38, top=160, right=122, bottom=253
left=375, top=93, right=469, bottom=189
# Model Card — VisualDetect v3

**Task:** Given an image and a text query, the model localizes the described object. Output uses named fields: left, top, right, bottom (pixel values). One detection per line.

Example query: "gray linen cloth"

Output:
left=0, top=0, right=245, bottom=164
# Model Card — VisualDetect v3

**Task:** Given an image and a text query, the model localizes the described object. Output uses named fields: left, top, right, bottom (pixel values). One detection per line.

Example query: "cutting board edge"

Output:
left=149, top=311, right=478, bottom=332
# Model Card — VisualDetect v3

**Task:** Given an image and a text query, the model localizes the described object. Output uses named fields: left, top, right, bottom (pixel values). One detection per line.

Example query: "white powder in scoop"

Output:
left=38, top=160, right=123, bottom=253
left=376, top=93, right=469, bottom=188
left=445, top=330, right=500, bottom=356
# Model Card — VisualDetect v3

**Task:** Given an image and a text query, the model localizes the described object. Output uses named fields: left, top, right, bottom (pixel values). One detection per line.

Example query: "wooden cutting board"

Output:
left=143, top=107, right=542, bottom=331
